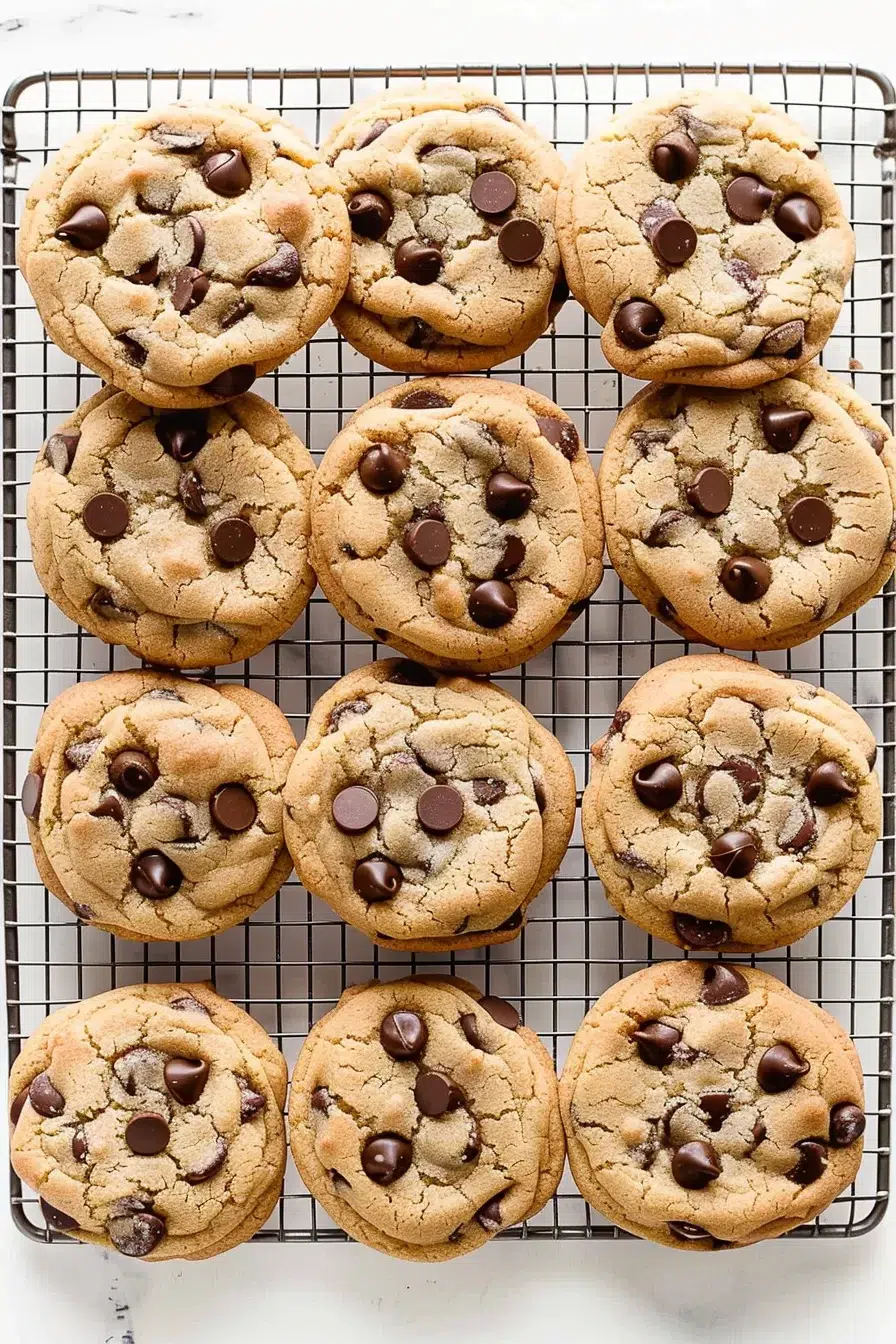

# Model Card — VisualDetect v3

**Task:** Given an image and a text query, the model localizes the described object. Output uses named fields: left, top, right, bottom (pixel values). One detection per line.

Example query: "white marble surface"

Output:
left=2, top=1, right=894, bottom=1340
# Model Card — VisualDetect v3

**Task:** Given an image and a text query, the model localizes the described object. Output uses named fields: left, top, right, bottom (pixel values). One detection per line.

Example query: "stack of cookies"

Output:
left=10, top=83, right=885, bottom=1262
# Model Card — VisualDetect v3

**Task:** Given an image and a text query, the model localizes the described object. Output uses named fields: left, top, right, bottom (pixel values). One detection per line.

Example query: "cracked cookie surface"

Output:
left=18, top=100, right=351, bottom=408
left=560, top=961, right=865, bottom=1249
left=322, top=84, right=566, bottom=373
left=557, top=90, right=854, bottom=386
left=28, top=387, right=316, bottom=668
left=9, top=981, right=287, bottom=1260
left=283, top=659, right=576, bottom=951
left=600, top=368, right=896, bottom=650
left=22, top=670, right=295, bottom=941
left=289, top=975, right=564, bottom=1260
left=582, top=655, right=880, bottom=952
left=311, top=377, right=602, bottom=672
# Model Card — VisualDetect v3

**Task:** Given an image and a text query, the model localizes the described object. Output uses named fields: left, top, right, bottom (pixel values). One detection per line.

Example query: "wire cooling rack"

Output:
left=3, top=64, right=895, bottom=1246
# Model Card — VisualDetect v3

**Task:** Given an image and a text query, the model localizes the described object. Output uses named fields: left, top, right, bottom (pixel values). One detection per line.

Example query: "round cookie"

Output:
left=310, top=378, right=602, bottom=672
left=557, top=90, right=854, bottom=386
left=322, top=84, right=566, bottom=373
left=28, top=387, right=316, bottom=668
left=9, top=981, right=287, bottom=1260
left=289, top=976, right=564, bottom=1260
left=599, top=368, right=896, bottom=650
left=283, top=658, right=576, bottom=951
left=21, top=670, right=296, bottom=942
left=560, top=961, right=866, bottom=1250
left=17, top=100, right=351, bottom=408
left=582, top=654, right=880, bottom=953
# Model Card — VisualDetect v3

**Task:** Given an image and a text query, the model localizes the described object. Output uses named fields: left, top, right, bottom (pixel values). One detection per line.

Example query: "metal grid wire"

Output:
left=3, top=64, right=894, bottom=1245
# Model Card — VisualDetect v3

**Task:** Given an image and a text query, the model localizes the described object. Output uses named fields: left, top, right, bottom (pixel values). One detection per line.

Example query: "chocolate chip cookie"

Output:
left=18, top=100, right=351, bottom=408
left=310, top=378, right=602, bottom=672
left=321, top=84, right=566, bottom=373
left=600, top=367, right=896, bottom=649
left=582, top=655, right=880, bottom=952
left=560, top=960, right=865, bottom=1250
left=22, top=670, right=295, bottom=941
left=283, top=658, right=576, bottom=951
left=28, top=387, right=316, bottom=668
left=9, top=981, right=286, bottom=1260
left=289, top=975, right=564, bottom=1260
left=557, top=90, right=854, bottom=386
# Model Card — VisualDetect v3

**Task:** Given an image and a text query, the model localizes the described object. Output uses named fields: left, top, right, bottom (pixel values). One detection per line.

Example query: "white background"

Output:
left=1, top=1, right=894, bottom=1340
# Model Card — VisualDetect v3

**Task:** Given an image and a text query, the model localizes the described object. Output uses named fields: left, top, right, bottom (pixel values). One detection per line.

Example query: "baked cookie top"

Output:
left=9, top=982, right=287, bottom=1261
left=311, top=378, right=602, bottom=672
left=17, top=100, right=351, bottom=408
left=560, top=961, right=865, bottom=1250
left=582, top=655, right=880, bottom=952
left=28, top=388, right=316, bottom=669
left=22, top=670, right=295, bottom=941
left=558, top=90, right=854, bottom=386
left=289, top=976, right=564, bottom=1260
left=324, top=84, right=565, bottom=373
left=283, top=659, right=576, bottom=951
left=600, top=368, right=896, bottom=650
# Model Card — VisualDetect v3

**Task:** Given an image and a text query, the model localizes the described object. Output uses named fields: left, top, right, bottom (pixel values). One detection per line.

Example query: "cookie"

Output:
left=321, top=84, right=566, bottom=373
left=310, top=378, right=602, bottom=672
left=599, top=368, right=896, bottom=649
left=17, top=100, right=351, bottom=408
left=28, top=387, right=316, bottom=668
left=9, top=981, right=286, bottom=1260
left=582, top=654, right=880, bottom=953
left=21, top=670, right=295, bottom=941
left=560, top=961, right=865, bottom=1250
left=289, top=976, right=564, bottom=1260
left=283, top=658, right=575, bottom=951
left=557, top=90, right=854, bottom=386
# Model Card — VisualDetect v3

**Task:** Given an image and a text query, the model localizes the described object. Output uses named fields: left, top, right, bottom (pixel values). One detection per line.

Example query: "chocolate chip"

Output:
left=405, top=318, right=433, bottom=347
left=726, top=258, right=765, bottom=299
left=237, top=1076, right=266, bottom=1121
left=403, top=518, right=451, bottom=569
left=200, top=149, right=251, bottom=196
left=468, top=579, right=517, bottom=628
left=633, top=1021, right=681, bottom=1066
left=355, top=119, right=389, bottom=149
left=28, top=1073, right=64, bottom=1117
left=829, top=1102, right=866, bottom=1147
left=396, top=388, right=451, bottom=409
left=787, top=496, right=833, bottom=545
left=640, top=199, right=697, bottom=266
left=672, top=1140, right=721, bottom=1189
left=489, top=534, right=525, bottom=580
left=388, top=660, right=437, bottom=686
left=497, top=218, right=544, bottom=263
left=775, top=194, right=822, bottom=242
left=91, top=795, right=124, bottom=824
left=806, top=761, right=856, bottom=805
left=65, top=739, right=101, bottom=771
left=686, top=466, right=732, bottom=517
left=470, top=170, right=517, bottom=216
left=668, top=1221, right=714, bottom=1242
left=633, top=760, right=682, bottom=810
left=479, top=995, right=520, bottom=1030
left=695, top=1093, right=731, bottom=1132
left=380, top=1010, right=427, bottom=1060
left=787, top=1139, right=828, bottom=1184
left=361, top=1133, right=412, bottom=1185
left=673, top=913, right=731, bottom=949
left=184, top=1135, right=228, bottom=1184
left=108, top=1200, right=166, bottom=1257
left=176, top=215, right=206, bottom=268
left=9, top=1086, right=28, bottom=1126
left=700, top=964, right=749, bottom=1005
left=172, top=266, right=209, bottom=314
left=717, top=758, right=762, bottom=805
left=156, top=410, right=208, bottom=461
left=459, top=1013, right=485, bottom=1049
left=475, top=1194, right=504, bottom=1231
left=71, top=1128, right=88, bottom=1162
left=395, top=238, right=443, bottom=284
left=758, top=1043, right=810, bottom=1093
left=859, top=425, right=886, bottom=455
left=758, top=321, right=805, bottom=359
left=55, top=203, right=109, bottom=249
left=709, top=830, right=758, bottom=877
left=117, top=331, right=148, bottom=365
left=210, top=783, right=256, bottom=833
left=311, top=1087, right=331, bottom=1113
left=109, top=750, right=158, bottom=798
left=486, top=470, right=533, bottom=520
left=474, top=779, right=506, bottom=805
left=164, top=1057, right=209, bottom=1106
left=41, top=1198, right=79, bottom=1232
left=82, top=492, right=129, bottom=540
left=332, top=784, right=379, bottom=834
left=645, top=509, right=686, bottom=546
left=658, top=598, right=678, bottom=625
left=43, top=432, right=80, bottom=474
left=347, top=190, right=394, bottom=241
left=651, top=130, right=700, bottom=181
left=354, top=856, right=403, bottom=901
left=720, top=555, right=771, bottom=603
left=125, top=1111, right=170, bottom=1155
left=726, top=175, right=773, bottom=223
left=417, top=784, right=464, bottom=834
left=415, top=1071, right=464, bottom=1117
left=126, top=254, right=160, bottom=285
left=614, top=298, right=663, bottom=349
left=463, top=1118, right=482, bottom=1162
left=761, top=405, right=813, bottom=451
left=358, top=443, right=410, bottom=494
left=203, top=365, right=256, bottom=398
left=130, top=851, right=182, bottom=899
left=781, top=806, right=816, bottom=852
left=535, top=415, right=579, bottom=459
left=210, top=516, right=256, bottom=566
left=151, top=125, right=206, bottom=151
left=177, top=468, right=207, bottom=518
left=170, top=995, right=210, bottom=1015
left=246, top=242, right=301, bottom=288
left=221, top=299, right=254, bottom=329
left=21, top=771, right=42, bottom=820
left=136, top=193, right=171, bottom=215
